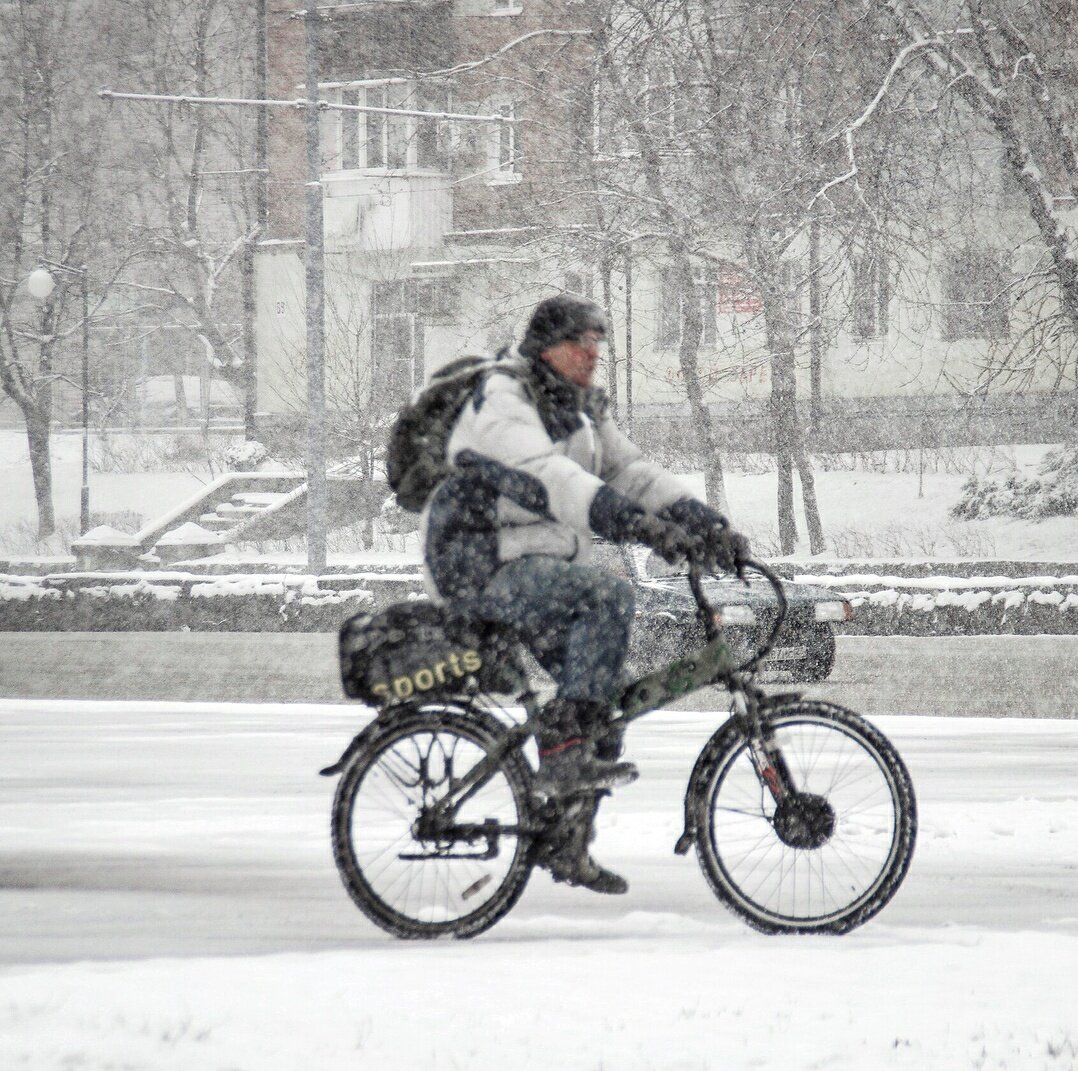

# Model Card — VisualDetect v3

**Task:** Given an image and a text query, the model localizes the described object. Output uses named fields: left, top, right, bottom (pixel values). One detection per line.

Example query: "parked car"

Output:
left=591, top=542, right=851, bottom=683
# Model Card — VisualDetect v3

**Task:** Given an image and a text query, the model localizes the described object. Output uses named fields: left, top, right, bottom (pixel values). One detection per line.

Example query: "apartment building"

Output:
left=255, top=0, right=601, bottom=423
left=254, top=0, right=1076, bottom=452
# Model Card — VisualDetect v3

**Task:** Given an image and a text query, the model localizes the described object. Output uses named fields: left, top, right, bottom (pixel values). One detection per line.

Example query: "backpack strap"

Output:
left=468, top=354, right=535, bottom=414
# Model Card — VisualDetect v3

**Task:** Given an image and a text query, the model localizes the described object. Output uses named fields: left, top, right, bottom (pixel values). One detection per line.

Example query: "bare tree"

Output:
left=110, top=0, right=260, bottom=426
left=0, top=0, right=124, bottom=537
left=578, top=1, right=921, bottom=551
left=881, top=0, right=1078, bottom=364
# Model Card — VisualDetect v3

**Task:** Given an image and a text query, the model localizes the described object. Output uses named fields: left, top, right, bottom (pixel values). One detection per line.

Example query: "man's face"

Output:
left=541, top=331, right=605, bottom=388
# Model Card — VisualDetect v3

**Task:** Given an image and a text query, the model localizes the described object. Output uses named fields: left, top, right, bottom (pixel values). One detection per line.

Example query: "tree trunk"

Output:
left=808, top=216, right=823, bottom=436
left=241, top=237, right=259, bottom=439
left=589, top=12, right=727, bottom=510
left=600, top=249, right=619, bottom=420
left=674, top=256, right=729, bottom=514
left=624, top=248, right=634, bottom=435
left=26, top=409, right=56, bottom=539
left=795, top=446, right=826, bottom=554
left=173, top=374, right=187, bottom=424
left=775, top=419, right=797, bottom=553
left=761, top=259, right=801, bottom=554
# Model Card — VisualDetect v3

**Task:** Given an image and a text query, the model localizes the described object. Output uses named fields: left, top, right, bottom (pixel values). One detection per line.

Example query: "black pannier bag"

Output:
left=339, top=601, right=526, bottom=705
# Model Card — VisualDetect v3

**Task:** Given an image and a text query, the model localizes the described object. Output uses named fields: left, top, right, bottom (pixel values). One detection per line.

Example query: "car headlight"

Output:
left=815, top=600, right=852, bottom=622
left=713, top=605, right=756, bottom=626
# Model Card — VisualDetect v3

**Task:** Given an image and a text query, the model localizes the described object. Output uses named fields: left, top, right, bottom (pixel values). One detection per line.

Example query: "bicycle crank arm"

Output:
left=398, top=848, right=501, bottom=861
left=417, top=821, right=535, bottom=840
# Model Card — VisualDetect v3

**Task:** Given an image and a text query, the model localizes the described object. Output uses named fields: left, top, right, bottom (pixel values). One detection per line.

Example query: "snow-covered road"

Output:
left=0, top=697, right=1075, bottom=1069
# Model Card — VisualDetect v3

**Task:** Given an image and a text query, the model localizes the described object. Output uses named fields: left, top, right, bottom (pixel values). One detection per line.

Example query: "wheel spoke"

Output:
left=332, top=707, right=533, bottom=937
left=702, top=706, right=914, bottom=933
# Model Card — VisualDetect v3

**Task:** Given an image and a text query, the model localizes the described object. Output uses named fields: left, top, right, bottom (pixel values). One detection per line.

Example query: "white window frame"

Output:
left=486, top=101, right=522, bottom=184
left=322, top=81, right=451, bottom=177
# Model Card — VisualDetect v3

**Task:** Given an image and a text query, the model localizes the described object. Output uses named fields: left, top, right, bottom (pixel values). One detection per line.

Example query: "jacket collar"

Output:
left=528, top=356, right=609, bottom=423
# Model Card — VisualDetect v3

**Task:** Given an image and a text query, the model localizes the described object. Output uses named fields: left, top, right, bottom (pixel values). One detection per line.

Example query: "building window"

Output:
left=341, top=88, right=360, bottom=169
left=416, top=85, right=450, bottom=171
left=494, top=103, right=518, bottom=175
left=563, top=271, right=594, bottom=299
left=324, top=81, right=450, bottom=175
left=697, top=278, right=717, bottom=347
left=647, top=73, right=681, bottom=145
left=942, top=249, right=1009, bottom=340
left=371, top=280, right=424, bottom=411
left=851, top=251, right=890, bottom=339
left=415, top=277, right=458, bottom=326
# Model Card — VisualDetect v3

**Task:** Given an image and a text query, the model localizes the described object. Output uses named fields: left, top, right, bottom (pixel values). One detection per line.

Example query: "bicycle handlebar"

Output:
left=687, top=557, right=788, bottom=677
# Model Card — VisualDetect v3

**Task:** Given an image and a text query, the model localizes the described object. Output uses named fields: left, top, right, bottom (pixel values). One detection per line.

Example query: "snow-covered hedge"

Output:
left=2, top=569, right=1078, bottom=635
left=796, top=573, right=1078, bottom=636
left=0, top=572, right=381, bottom=632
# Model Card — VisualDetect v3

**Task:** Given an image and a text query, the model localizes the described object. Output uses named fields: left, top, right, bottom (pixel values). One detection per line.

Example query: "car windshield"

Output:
left=643, top=550, right=766, bottom=584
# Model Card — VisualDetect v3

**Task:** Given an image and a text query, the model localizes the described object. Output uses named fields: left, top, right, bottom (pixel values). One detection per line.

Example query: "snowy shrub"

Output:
left=222, top=439, right=270, bottom=471
left=951, top=445, right=1078, bottom=520
left=0, top=572, right=378, bottom=631
left=826, top=523, right=996, bottom=559
left=89, top=431, right=238, bottom=476
left=89, top=510, right=143, bottom=534
left=91, top=434, right=171, bottom=474
left=726, top=453, right=775, bottom=475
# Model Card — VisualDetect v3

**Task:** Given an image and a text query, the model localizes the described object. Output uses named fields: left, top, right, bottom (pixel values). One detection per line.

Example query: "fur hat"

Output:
left=518, top=295, right=607, bottom=360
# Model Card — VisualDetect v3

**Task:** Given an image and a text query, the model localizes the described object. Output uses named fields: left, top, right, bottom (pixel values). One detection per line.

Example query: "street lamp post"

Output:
left=28, top=262, right=92, bottom=535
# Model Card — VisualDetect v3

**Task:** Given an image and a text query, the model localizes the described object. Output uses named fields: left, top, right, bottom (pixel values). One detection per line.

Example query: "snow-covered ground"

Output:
left=2, top=430, right=1077, bottom=1069
left=3, top=431, right=1078, bottom=560
left=0, top=699, right=1075, bottom=1070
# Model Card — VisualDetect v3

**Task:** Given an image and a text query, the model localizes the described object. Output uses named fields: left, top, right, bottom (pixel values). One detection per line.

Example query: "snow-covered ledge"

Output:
left=69, top=526, right=142, bottom=571
left=152, top=522, right=226, bottom=566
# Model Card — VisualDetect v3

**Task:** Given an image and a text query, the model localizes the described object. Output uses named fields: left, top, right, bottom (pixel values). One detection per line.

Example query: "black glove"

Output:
left=704, top=525, right=751, bottom=575
left=661, top=498, right=751, bottom=575
left=631, top=514, right=701, bottom=566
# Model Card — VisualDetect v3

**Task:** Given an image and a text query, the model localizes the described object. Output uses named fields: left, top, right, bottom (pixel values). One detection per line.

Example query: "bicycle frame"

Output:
left=423, top=558, right=801, bottom=832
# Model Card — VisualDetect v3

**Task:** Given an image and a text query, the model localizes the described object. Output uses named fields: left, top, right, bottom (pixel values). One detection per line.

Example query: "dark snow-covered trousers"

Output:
left=450, top=555, right=635, bottom=744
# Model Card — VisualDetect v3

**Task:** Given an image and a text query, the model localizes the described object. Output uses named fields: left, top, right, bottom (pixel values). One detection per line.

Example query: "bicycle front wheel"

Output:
left=694, top=701, right=916, bottom=934
left=331, top=703, right=535, bottom=939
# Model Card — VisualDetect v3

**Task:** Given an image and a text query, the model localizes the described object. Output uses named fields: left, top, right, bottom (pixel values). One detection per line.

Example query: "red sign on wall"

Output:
left=716, top=267, right=762, bottom=315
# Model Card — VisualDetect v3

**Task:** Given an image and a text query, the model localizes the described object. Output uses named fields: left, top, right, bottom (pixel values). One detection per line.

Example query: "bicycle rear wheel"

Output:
left=694, top=701, right=916, bottom=934
left=331, top=703, right=535, bottom=939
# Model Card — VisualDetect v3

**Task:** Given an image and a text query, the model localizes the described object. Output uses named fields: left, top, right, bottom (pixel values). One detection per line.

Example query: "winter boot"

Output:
left=537, top=794, right=628, bottom=895
left=532, top=737, right=638, bottom=798
left=533, top=698, right=637, bottom=798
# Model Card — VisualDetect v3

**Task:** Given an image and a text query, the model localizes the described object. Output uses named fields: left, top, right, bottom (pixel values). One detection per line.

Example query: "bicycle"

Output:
left=321, top=559, right=917, bottom=939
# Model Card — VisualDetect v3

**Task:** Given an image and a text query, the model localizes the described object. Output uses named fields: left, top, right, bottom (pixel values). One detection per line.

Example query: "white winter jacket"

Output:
left=420, top=356, right=692, bottom=602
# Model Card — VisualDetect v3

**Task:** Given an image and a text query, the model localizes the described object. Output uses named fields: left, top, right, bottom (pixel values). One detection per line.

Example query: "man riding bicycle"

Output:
left=421, top=295, right=750, bottom=895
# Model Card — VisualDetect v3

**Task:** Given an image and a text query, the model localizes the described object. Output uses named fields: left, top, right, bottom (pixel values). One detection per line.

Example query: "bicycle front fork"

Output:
left=673, top=689, right=798, bottom=856
left=732, top=691, right=796, bottom=805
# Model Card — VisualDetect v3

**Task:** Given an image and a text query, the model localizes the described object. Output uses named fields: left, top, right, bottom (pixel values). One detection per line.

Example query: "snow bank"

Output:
left=0, top=701, right=1074, bottom=1070
left=3, top=566, right=1078, bottom=635
left=0, top=571, right=377, bottom=631
left=1, top=932, right=1074, bottom=1071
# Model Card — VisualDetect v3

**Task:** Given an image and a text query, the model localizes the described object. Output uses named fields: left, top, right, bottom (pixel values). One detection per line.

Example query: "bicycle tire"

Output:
left=693, top=700, right=916, bottom=934
left=331, top=702, right=535, bottom=939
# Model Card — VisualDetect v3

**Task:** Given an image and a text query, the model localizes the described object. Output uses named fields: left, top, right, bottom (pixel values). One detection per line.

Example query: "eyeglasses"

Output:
left=573, top=331, right=606, bottom=350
